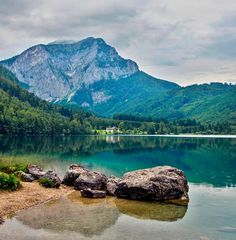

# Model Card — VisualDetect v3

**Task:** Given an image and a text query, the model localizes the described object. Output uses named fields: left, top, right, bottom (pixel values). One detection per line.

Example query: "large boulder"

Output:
left=80, top=189, right=106, bottom=198
left=74, top=171, right=107, bottom=190
left=27, top=165, right=45, bottom=179
left=106, top=176, right=121, bottom=196
left=62, top=165, right=88, bottom=186
left=115, top=166, right=189, bottom=203
left=40, top=170, right=61, bottom=188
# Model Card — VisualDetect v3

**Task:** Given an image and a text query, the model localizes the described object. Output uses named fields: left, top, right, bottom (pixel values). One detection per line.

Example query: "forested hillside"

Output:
left=0, top=65, right=93, bottom=135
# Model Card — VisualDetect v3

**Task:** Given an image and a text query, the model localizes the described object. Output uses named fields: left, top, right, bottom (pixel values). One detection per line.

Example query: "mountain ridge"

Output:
left=1, top=37, right=235, bottom=124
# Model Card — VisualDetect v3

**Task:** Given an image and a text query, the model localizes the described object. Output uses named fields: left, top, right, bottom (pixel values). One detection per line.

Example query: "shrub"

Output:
left=0, top=161, right=27, bottom=174
left=38, top=178, right=54, bottom=188
left=0, top=172, right=21, bottom=191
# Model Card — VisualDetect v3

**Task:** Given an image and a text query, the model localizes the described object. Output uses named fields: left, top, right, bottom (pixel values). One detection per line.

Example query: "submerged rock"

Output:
left=27, top=165, right=45, bottom=179
left=107, top=176, right=121, bottom=196
left=74, top=171, right=107, bottom=190
left=15, top=171, right=35, bottom=182
left=41, top=170, right=61, bottom=188
left=80, top=189, right=106, bottom=198
left=115, top=166, right=189, bottom=203
left=62, top=165, right=88, bottom=186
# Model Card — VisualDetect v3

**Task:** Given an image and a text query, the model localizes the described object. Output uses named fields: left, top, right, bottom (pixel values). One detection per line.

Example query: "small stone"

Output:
left=80, top=189, right=106, bottom=198
left=0, top=216, right=4, bottom=225
left=27, top=165, right=45, bottom=179
left=15, top=171, right=35, bottom=182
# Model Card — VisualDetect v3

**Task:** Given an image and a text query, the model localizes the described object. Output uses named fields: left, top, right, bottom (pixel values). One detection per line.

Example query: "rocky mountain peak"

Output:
left=0, top=37, right=139, bottom=101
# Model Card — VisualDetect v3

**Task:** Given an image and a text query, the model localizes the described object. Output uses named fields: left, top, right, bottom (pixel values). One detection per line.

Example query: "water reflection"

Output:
left=15, top=191, right=187, bottom=237
left=0, top=135, right=235, bottom=186
left=16, top=192, right=120, bottom=237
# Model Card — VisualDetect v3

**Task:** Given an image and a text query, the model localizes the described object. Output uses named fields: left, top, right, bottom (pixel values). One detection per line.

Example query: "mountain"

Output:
left=0, top=65, right=93, bottom=135
left=1, top=37, right=235, bottom=124
left=119, top=83, right=236, bottom=123
left=0, top=37, right=179, bottom=106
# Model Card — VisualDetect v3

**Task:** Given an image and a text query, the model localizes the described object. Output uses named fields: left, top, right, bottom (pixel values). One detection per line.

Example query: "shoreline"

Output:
left=96, top=133, right=236, bottom=138
left=0, top=182, right=74, bottom=218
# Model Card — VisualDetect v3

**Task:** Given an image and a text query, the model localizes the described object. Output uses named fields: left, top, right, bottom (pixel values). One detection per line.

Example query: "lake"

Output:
left=0, top=135, right=236, bottom=240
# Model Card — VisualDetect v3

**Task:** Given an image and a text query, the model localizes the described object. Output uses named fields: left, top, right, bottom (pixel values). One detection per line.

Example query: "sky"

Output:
left=0, top=0, right=236, bottom=86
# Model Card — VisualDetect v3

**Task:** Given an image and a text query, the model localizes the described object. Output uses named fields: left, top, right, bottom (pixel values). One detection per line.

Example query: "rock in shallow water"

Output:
left=80, top=189, right=106, bottom=198
left=74, top=171, right=107, bottom=190
left=62, top=165, right=88, bottom=186
left=115, top=166, right=189, bottom=203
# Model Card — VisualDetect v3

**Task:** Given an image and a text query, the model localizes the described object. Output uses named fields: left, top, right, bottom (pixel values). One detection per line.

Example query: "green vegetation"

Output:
left=38, top=178, right=54, bottom=188
left=0, top=161, right=27, bottom=174
left=0, top=65, right=93, bottom=135
left=0, top=65, right=235, bottom=135
left=0, top=172, right=21, bottom=191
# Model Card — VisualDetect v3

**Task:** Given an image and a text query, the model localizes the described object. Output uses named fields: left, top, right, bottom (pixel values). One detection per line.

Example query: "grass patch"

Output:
left=0, top=172, right=21, bottom=191
left=0, top=160, right=27, bottom=174
left=38, top=178, right=54, bottom=188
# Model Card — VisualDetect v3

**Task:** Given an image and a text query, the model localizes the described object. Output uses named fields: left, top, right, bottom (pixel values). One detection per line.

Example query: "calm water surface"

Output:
left=0, top=135, right=235, bottom=240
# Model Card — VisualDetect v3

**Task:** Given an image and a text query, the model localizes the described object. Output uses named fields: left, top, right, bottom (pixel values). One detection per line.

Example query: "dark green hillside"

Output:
left=133, top=83, right=236, bottom=123
left=65, top=71, right=179, bottom=115
left=0, top=65, right=92, bottom=135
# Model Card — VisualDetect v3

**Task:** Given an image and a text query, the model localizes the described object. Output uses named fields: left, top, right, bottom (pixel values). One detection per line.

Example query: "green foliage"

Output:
left=0, top=172, right=21, bottom=191
left=0, top=65, right=93, bottom=135
left=0, top=162, right=27, bottom=174
left=38, top=178, right=54, bottom=188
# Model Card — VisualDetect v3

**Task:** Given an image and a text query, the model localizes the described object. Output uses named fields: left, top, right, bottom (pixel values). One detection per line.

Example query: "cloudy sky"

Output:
left=0, top=0, right=236, bottom=86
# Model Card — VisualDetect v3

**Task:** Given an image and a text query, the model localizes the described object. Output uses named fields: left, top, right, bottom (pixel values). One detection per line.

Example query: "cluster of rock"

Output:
left=15, top=163, right=189, bottom=203
left=62, top=165, right=189, bottom=203
left=16, top=165, right=61, bottom=188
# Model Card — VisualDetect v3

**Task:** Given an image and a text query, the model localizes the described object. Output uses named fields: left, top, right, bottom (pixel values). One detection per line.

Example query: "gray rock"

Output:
left=41, top=170, right=61, bottom=188
left=80, top=189, right=106, bottom=198
left=74, top=171, right=107, bottom=190
left=62, top=165, right=88, bottom=186
left=15, top=171, right=35, bottom=182
left=115, top=166, right=189, bottom=203
left=27, top=165, right=45, bottom=179
left=106, top=176, right=121, bottom=196
left=1, top=37, right=139, bottom=102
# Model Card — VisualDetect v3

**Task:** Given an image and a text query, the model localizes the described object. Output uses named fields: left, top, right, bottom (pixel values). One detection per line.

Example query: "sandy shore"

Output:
left=0, top=182, right=74, bottom=218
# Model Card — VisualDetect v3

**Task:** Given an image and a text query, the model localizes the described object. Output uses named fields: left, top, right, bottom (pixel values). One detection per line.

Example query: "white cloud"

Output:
left=0, top=0, right=236, bottom=85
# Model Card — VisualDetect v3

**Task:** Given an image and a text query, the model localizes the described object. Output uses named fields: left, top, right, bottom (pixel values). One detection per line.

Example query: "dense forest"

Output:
left=0, top=65, right=234, bottom=135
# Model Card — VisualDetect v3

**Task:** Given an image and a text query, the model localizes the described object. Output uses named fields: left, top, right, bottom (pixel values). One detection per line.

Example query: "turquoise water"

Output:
left=0, top=135, right=236, bottom=240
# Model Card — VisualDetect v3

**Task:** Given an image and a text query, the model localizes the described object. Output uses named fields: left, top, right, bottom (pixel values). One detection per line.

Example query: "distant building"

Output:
left=106, top=126, right=119, bottom=134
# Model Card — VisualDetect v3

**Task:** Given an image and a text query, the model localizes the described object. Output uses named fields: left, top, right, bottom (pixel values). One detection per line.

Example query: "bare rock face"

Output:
left=74, top=171, right=107, bottom=190
left=62, top=165, right=88, bottom=186
left=41, top=170, right=61, bottom=188
left=15, top=171, right=35, bottom=182
left=115, top=166, right=189, bottom=203
left=107, top=176, right=121, bottom=196
left=80, top=189, right=106, bottom=198
left=27, top=165, right=45, bottom=179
